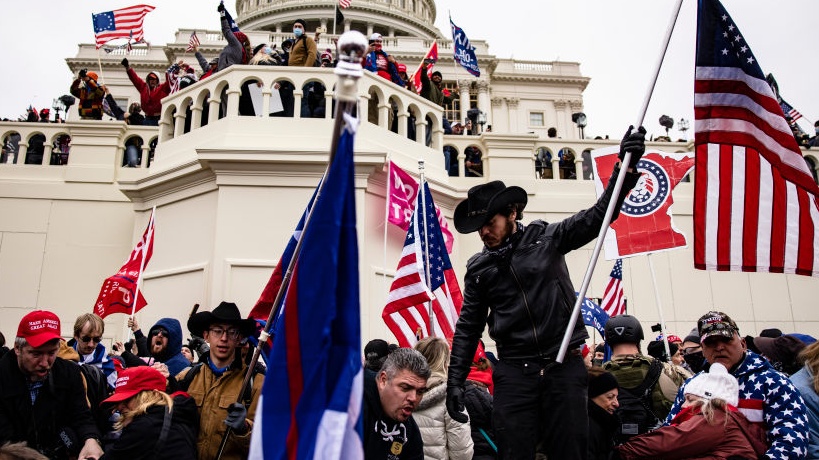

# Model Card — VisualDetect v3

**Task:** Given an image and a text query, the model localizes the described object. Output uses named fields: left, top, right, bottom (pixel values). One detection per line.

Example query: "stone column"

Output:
left=570, top=100, right=584, bottom=140
left=367, top=24, right=374, bottom=37
left=491, top=96, right=504, bottom=132
left=506, top=97, right=519, bottom=133
left=476, top=80, right=491, bottom=128
left=457, top=79, right=471, bottom=124
left=553, top=99, right=568, bottom=138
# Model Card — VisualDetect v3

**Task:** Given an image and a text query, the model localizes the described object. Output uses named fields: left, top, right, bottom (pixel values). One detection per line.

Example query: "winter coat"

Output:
left=666, top=352, right=809, bottom=460
left=0, top=352, right=101, bottom=458
left=616, top=407, right=768, bottom=460
left=588, top=401, right=617, bottom=460
left=363, top=50, right=404, bottom=86
left=121, top=318, right=191, bottom=377
left=217, top=16, right=247, bottom=71
left=420, top=66, right=451, bottom=108
left=362, top=369, right=425, bottom=460
left=70, top=77, right=105, bottom=120
left=449, top=167, right=640, bottom=385
left=463, top=380, right=496, bottom=460
left=412, top=372, right=473, bottom=460
left=790, top=365, right=819, bottom=458
left=126, top=68, right=170, bottom=117
left=100, top=393, right=198, bottom=460
left=288, top=35, right=317, bottom=67
left=175, top=357, right=264, bottom=460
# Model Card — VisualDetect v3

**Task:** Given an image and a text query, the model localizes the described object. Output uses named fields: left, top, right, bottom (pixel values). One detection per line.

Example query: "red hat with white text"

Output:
left=17, top=310, right=62, bottom=348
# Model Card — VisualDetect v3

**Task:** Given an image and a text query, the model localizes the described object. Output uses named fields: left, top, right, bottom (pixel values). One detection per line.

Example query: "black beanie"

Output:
left=589, top=371, right=618, bottom=398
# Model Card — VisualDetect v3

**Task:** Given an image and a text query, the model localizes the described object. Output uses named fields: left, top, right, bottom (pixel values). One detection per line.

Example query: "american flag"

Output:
left=779, top=98, right=803, bottom=124
left=693, top=0, right=819, bottom=276
left=600, top=259, right=625, bottom=317
left=383, top=181, right=463, bottom=348
left=338, top=0, right=352, bottom=8
left=92, top=4, right=155, bottom=49
left=186, top=30, right=200, bottom=52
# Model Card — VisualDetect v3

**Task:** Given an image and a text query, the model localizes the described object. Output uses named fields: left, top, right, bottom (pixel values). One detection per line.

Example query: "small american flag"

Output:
left=338, top=0, right=352, bottom=8
left=383, top=181, right=463, bottom=347
left=693, top=0, right=819, bottom=276
left=779, top=98, right=803, bottom=124
left=186, top=30, right=200, bottom=52
left=92, top=4, right=155, bottom=49
left=600, top=259, right=625, bottom=318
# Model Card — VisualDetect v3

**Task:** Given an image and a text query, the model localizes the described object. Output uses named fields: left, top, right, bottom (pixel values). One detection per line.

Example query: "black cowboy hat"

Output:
left=453, top=181, right=527, bottom=234
left=187, top=301, right=256, bottom=338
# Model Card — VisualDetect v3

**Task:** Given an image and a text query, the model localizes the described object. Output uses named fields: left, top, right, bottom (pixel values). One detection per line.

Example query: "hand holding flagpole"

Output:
left=557, top=0, right=685, bottom=363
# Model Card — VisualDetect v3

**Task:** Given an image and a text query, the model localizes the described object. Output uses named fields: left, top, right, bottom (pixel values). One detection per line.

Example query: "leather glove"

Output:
left=618, top=125, right=647, bottom=169
left=217, top=3, right=226, bottom=14
left=224, top=402, right=248, bottom=434
left=121, top=58, right=129, bottom=68
left=79, top=68, right=87, bottom=79
left=445, top=385, right=468, bottom=423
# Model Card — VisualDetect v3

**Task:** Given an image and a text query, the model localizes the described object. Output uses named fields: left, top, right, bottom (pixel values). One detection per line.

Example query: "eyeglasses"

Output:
left=81, top=335, right=102, bottom=344
left=208, top=327, right=241, bottom=339
left=680, top=345, right=702, bottom=356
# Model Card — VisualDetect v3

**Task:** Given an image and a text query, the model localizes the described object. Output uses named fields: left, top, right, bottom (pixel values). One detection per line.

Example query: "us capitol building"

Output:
left=1, top=0, right=817, bottom=345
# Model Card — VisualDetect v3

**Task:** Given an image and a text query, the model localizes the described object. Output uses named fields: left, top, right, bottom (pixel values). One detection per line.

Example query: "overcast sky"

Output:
left=2, top=1, right=815, bottom=139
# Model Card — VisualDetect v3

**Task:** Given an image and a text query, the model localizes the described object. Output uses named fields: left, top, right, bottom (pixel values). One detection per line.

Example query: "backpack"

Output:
left=77, top=363, right=112, bottom=432
left=611, top=359, right=663, bottom=444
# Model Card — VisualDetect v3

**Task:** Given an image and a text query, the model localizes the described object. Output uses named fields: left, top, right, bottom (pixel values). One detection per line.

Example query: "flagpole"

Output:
left=418, top=160, right=435, bottom=338
left=125, top=206, right=155, bottom=341
left=383, top=154, right=391, bottom=306
left=95, top=49, right=106, bottom=86
left=214, top=31, right=368, bottom=460
left=333, top=3, right=337, bottom=36
left=557, top=0, right=684, bottom=363
left=647, top=254, right=671, bottom=358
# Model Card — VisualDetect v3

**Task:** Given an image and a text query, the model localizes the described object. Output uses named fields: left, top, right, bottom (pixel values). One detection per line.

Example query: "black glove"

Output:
left=445, top=385, right=468, bottom=423
left=217, top=3, right=226, bottom=14
left=224, top=402, right=248, bottom=434
left=121, top=58, right=129, bottom=68
left=618, top=125, right=647, bottom=169
left=79, top=68, right=87, bottom=79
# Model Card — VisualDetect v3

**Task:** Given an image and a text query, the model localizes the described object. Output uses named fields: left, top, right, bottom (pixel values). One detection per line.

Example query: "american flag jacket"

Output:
left=666, top=351, right=808, bottom=459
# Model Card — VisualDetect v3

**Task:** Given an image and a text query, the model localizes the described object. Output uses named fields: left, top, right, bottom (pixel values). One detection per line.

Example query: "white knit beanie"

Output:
left=684, top=363, right=739, bottom=407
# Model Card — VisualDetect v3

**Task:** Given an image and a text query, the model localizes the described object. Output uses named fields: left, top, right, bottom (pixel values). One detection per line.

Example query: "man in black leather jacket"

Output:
left=445, top=126, right=646, bottom=459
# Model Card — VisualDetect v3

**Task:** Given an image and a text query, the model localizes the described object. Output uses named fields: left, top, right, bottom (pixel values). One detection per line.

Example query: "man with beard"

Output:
left=363, top=348, right=429, bottom=459
left=121, top=317, right=191, bottom=378
left=0, top=310, right=103, bottom=459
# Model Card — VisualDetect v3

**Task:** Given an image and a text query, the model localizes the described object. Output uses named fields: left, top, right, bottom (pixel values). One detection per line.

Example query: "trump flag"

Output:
left=93, top=209, right=155, bottom=318
left=249, top=113, right=363, bottom=460
left=592, top=147, right=694, bottom=259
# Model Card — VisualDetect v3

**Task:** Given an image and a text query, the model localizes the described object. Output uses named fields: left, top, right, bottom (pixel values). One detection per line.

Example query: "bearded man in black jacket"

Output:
left=445, top=126, right=646, bottom=459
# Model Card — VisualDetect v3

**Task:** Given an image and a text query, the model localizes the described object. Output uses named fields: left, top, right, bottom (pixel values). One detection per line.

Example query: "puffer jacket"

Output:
left=412, top=372, right=473, bottom=460
left=449, top=166, right=640, bottom=385
left=175, top=357, right=264, bottom=460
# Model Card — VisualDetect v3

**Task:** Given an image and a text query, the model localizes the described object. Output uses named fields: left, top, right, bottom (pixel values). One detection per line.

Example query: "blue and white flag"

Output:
left=449, top=16, right=480, bottom=77
left=220, top=0, right=240, bottom=32
left=249, top=114, right=363, bottom=460
left=578, top=293, right=609, bottom=337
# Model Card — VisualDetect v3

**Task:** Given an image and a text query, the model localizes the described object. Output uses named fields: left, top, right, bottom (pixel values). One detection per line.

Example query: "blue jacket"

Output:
left=666, top=351, right=809, bottom=459
left=791, top=366, right=819, bottom=459
left=148, top=318, right=190, bottom=377
left=363, top=50, right=404, bottom=86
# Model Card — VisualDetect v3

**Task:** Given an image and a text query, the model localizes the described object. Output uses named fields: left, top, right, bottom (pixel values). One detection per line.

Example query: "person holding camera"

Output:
left=70, top=69, right=105, bottom=120
left=0, top=310, right=103, bottom=459
left=445, top=127, right=647, bottom=459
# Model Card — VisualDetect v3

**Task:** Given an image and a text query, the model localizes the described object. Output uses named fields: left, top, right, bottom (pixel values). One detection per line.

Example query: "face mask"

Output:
left=293, top=28, right=303, bottom=38
left=374, top=44, right=382, bottom=52
left=592, top=358, right=603, bottom=367
left=264, top=46, right=273, bottom=55
left=683, top=351, right=706, bottom=374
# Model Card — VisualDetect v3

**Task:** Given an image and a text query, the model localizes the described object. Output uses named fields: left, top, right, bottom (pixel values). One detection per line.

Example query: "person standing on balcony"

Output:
left=216, top=3, right=251, bottom=71
left=121, top=58, right=170, bottom=127
left=70, top=69, right=105, bottom=120
left=445, top=126, right=647, bottom=459
left=288, top=19, right=317, bottom=67
left=363, top=33, right=403, bottom=86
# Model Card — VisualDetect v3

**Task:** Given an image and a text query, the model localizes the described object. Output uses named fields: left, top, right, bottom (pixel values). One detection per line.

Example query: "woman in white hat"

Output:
left=615, top=363, right=768, bottom=459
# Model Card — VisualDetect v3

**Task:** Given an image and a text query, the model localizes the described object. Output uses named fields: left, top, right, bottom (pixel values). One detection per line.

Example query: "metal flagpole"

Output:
left=214, top=30, right=369, bottom=460
left=123, top=206, right=155, bottom=341
left=418, top=160, right=435, bottom=338
left=647, top=254, right=671, bottom=358
left=557, top=0, right=685, bottom=363
left=383, top=153, right=391, bottom=305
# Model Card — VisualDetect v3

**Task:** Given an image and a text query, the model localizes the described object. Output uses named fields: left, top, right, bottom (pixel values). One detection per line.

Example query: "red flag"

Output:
left=383, top=182, right=462, bottom=348
left=92, top=4, right=155, bottom=49
left=94, top=210, right=155, bottom=318
left=600, top=260, right=625, bottom=317
left=386, top=161, right=454, bottom=253
left=186, top=30, right=200, bottom=52
left=592, top=147, right=694, bottom=258
left=693, top=0, right=819, bottom=276
left=412, top=41, right=438, bottom=95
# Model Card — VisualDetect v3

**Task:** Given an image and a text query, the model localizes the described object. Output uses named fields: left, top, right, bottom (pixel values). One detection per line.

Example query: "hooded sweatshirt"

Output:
left=145, top=318, right=190, bottom=377
left=126, top=68, right=170, bottom=117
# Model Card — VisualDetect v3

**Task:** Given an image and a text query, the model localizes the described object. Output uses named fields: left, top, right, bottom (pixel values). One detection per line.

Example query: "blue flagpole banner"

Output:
left=249, top=113, right=363, bottom=460
left=449, top=16, right=480, bottom=77
left=578, top=293, right=609, bottom=337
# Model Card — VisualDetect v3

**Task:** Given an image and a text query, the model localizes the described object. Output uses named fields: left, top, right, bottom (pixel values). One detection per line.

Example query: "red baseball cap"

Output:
left=102, top=366, right=167, bottom=404
left=17, top=310, right=62, bottom=348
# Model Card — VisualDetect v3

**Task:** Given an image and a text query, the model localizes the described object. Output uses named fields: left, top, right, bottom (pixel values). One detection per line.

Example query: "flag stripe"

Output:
left=600, top=260, right=625, bottom=318
left=742, top=151, right=760, bottom=269
left=93, top=5, right=155, bottom=48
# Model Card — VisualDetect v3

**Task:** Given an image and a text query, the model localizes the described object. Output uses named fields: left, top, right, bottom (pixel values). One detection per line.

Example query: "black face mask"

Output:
left=684, top=351, right=706, bottom=374
left=592, top=358, right=603, bottom=367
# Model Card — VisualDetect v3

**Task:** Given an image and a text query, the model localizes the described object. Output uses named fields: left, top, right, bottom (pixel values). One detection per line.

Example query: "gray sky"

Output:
left=2, top=1, right=815, bottom=139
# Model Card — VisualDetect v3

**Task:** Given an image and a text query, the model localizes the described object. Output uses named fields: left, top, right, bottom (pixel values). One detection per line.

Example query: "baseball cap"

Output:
left=17, top=310, right=62, bottom=348
left=102, top=366, right=167, bottom=404
left=698, top=311, right=739, bottom=342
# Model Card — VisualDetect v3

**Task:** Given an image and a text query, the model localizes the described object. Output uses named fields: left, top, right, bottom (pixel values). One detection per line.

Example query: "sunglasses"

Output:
left=81, top=335, right=102, bottom=344
left=150, top=329, right=168, bottom=338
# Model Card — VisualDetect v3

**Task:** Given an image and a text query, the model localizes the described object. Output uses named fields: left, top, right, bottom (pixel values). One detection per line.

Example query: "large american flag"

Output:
left=92, top=4, right=155, bottom=49
left=600, top=259, right=625, bottom=318
left=693, top=0, right=819, bottom=276
left=186, top=30, right=200, bottom=52
left=383, top=182, right=463, bottom=347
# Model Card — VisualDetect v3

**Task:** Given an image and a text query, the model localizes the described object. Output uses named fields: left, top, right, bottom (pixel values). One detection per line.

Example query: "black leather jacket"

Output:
left=449, top=166, right=640, bottom=386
